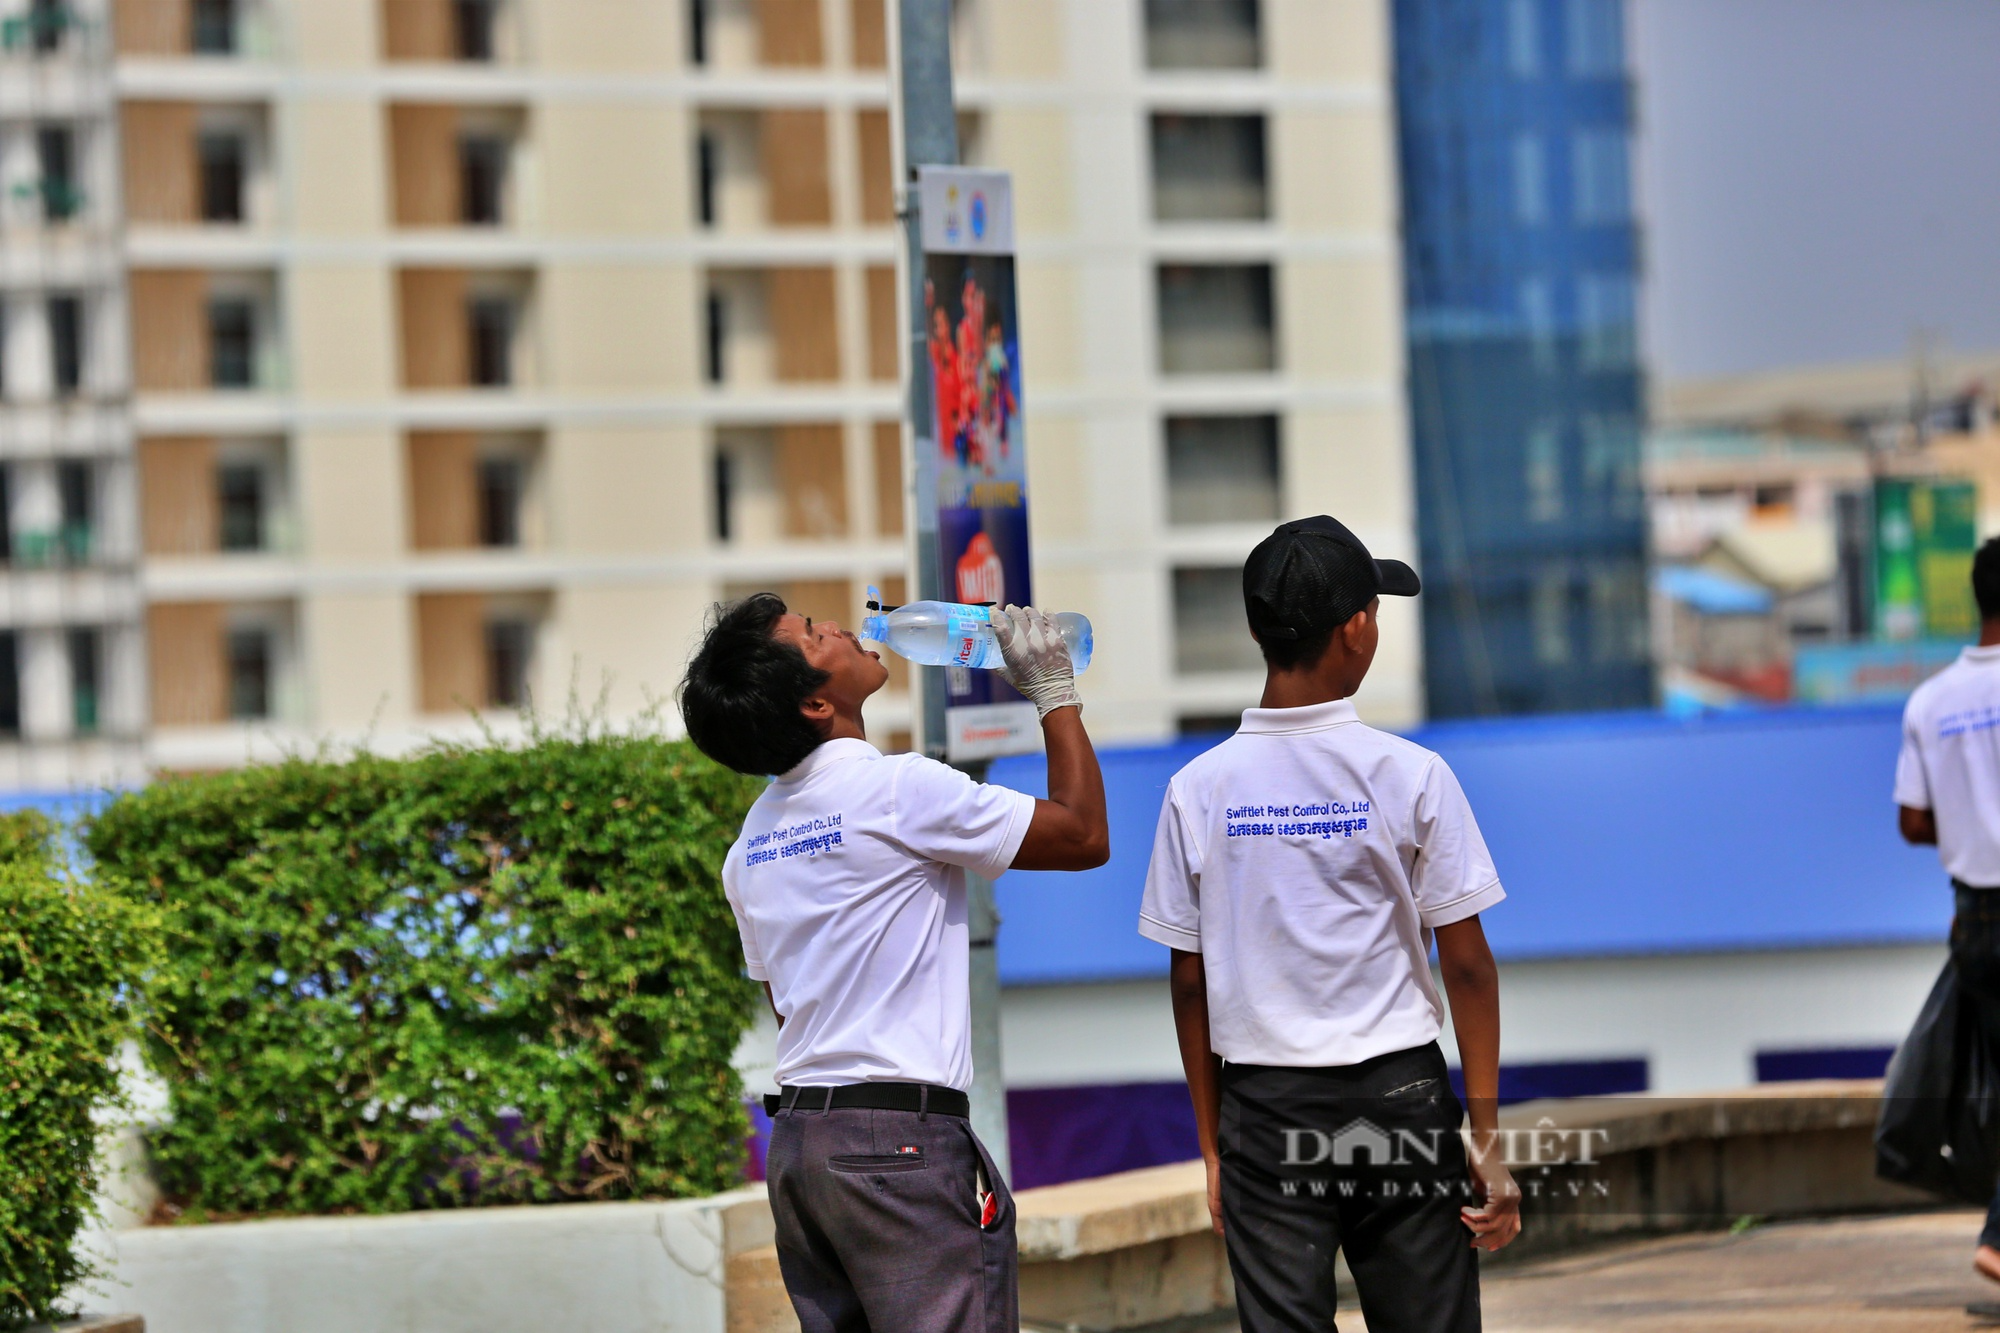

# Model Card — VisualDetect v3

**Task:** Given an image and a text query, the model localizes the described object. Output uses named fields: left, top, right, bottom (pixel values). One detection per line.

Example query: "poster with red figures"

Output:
left=918, top=167, right=1040, bottom=761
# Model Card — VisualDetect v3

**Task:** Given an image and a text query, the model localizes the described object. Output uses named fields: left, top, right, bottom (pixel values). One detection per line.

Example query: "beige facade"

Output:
left=98, top=0, right=1415, bottom=776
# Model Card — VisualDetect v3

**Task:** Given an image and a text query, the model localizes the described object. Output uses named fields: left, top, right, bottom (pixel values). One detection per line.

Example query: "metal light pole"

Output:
left=894, top=0, right=1011, bottom=1181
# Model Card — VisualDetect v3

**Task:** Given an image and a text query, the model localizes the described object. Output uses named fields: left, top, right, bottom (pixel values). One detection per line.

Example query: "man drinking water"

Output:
left=680, top=595, right=1107, bottom=1333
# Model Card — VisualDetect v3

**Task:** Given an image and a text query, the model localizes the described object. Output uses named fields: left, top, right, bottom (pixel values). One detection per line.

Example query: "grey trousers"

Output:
left=766, top=1103, right=1018, bottom=1333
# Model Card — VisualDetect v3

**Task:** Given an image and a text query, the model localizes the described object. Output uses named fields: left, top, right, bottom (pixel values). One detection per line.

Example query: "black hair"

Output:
left=1977, top=536, right=2000, bottom=622
left=1256, top=625, right=1336, bottom=671
left=679, top=593, right=830, bottom=776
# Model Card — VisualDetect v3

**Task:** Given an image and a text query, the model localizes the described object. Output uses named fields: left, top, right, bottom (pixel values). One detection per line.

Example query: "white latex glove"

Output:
left=991, top=604, right=1082, bottom=718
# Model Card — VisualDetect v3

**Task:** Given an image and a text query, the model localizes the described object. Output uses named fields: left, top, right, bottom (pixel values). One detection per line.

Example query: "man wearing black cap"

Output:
left=1139, top=516, right=1520, bottom=1333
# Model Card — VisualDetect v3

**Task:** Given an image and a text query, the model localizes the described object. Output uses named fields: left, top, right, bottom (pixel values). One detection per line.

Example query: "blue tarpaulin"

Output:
left=987, top=705, right=1948, bottom=984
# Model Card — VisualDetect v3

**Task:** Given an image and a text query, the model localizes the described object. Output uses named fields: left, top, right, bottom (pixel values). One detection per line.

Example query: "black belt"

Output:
left=764, top=1082, right=969, bottom=1119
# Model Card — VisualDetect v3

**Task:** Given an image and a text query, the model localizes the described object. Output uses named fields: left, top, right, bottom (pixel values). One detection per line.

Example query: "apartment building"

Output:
left=89, top=0, right=1413, bottom=778
left=0, top=0, right=146, bottom=789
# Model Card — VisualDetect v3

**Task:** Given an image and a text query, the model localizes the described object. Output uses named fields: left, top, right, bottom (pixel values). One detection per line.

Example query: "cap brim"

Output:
left=1375, top=559, right=1421, bottom=597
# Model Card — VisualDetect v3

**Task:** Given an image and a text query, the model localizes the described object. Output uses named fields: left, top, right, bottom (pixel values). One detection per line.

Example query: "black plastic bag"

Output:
left=1876, top=958, right=2000, bottom=1205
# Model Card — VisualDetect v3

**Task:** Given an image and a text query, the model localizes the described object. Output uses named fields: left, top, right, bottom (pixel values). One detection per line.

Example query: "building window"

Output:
left=468, top=296, right=514, bottom=387
left=198, top=131, right=246, bottom=223
left=696, top=132, right=719, bottom=227
left=454, top=0, right=497, bottom=60
left=1174, top=566, right=1262, bottom=674
left=1150, top=114, right=1267, bottom=222
left=227, top=626, right=271, bottom=719
left=26, top=0, right=67, bottom=53
left=68, top=628, right=100, bottom=735
left=478, top=455, right=524, bottom=547
left=459, top=135, right=508, bottom=226
left=1512, top=134, right=1545, bottom=227
left=1577, top=273, right=1636, bottom=369
left=209, top=297, right=255, bottom=387
left=1525, top=422, right=1563, bottom=523
left=35, top=125, right=78, bottom=222
left=1166, top=414, right=1280, bottom=525
left=57, top=459, right=91, bottom=562
left=1588, top=562, right=1648, bottom=664
left=0, top=633, right=18, bottom=737
left=1581, top=412, right=1641, bottom=516
left=485, top=618, right=531, bottom=707
left=1144, top=0, right=1260, bottom=70
left=1507, top=0, right=1539, bottom=77
left=1532, top=564, right=1571, bottom=666
left=191, top=0, right=236, bottom=54
left=1564, top=0, right=1622, bottom=78
left=688, top=0, right=709, bottom=66
left=1156, top=264, right=1276, bottom=375
left=705, top=291, right=727, bottom=383
left=48, top=295, right=82, bottom=395
left=218, top=461, right=265, bottom=551
left=1570, top=128, right=1630, bottom=225
left=712, top=447, right=733, bottom=541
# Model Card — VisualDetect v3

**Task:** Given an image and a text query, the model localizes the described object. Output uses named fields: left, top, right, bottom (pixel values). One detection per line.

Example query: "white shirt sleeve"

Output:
left=721, top=848, right=768, bottom=981
left=1410, top=757, right=1506, bottom=928
left=891, top=756, right=1037, bottom=880
left=1894, top=695, right=1932, bottom=809
left=1138, top=786, right=1203, bottom=952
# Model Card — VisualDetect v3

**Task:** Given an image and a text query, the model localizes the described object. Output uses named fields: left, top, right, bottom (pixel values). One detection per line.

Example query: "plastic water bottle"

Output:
left=862, top=588, right=1093, bottom=673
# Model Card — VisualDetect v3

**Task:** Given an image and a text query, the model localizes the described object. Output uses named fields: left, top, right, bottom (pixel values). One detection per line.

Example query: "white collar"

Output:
left=775, top=737, right=880, bottom=784
left=1964, top=644, right=2000, bottom=666
left=1235, top=698, right=1361, bottom=736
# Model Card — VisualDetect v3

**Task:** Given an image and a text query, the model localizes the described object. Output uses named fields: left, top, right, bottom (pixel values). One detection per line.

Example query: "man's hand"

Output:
left=1462, top=1135, right=1522, bottom=1251
left=992, top=604, right=1082, bottom=718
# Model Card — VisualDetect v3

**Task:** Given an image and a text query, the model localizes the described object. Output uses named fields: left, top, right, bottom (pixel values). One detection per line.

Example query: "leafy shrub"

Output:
left=0, top=812, right=157, bottom=1325
left=83, top=733, right=764, bottom=1218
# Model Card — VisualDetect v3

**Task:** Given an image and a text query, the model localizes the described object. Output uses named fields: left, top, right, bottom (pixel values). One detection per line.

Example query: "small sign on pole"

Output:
left=917, top=166, right=1040, bottom=762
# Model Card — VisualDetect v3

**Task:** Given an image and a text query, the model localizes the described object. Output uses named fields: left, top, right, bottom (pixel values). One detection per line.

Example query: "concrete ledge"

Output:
left=80, top=1083, right=1925, bottom=1333
left=84, top=1189, right=771, bottom=1333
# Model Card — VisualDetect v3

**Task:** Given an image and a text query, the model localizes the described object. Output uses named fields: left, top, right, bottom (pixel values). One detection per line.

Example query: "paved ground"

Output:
left=1478, top=1211, right=1999, bottom=1333
left=1216, top=1210, right=2000, bottom=1332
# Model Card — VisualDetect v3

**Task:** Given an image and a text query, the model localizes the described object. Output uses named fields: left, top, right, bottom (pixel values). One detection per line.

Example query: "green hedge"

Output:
left=1, top=812, right=158, bottom=1326
left=84, top=734, right=764, bottom=1218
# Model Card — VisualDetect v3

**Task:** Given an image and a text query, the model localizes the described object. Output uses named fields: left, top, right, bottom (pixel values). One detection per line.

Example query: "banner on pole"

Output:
left=918, top=166, right=1040, bottom=762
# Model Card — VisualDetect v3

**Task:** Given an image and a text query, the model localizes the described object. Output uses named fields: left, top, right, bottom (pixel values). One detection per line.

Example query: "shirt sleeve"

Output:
left=721, top=848, right=768, bottom=981
left=1893, top=696, right=1931, bottom=809
left=1410, top=757, right=1506, bottom=928
left=1138, top=785, right=1203, bottom=952
left=891, top=756, right=1037, bottom=880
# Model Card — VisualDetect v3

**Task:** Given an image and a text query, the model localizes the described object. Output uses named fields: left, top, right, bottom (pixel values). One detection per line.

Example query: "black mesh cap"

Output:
left=1242, top=516, right=1421, bottom=641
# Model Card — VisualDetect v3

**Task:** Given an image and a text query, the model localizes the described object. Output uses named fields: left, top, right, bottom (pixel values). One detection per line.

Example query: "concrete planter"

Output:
left=82, top=1190, right=773, bottom=1333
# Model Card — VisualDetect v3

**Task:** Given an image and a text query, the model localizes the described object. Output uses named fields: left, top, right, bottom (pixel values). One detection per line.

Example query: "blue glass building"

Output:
left=1393, top=0, right=1653, bottom=716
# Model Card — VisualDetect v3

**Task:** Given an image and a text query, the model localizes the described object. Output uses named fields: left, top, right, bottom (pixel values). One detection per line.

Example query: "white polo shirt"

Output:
left=1138, top=699, right=1506, bottom=1068
left=722, top=737, right=1036, bottom=1089
left=1894, top=643, right=2000, bottom=888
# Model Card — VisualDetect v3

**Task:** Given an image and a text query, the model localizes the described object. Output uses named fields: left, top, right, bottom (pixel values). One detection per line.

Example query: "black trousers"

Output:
left=766, top=1103, right=1017, bottom=1333
left=1220, top=1043, right=1481, bottom=1333
left=1950, top=884, right=2000, bottom=1250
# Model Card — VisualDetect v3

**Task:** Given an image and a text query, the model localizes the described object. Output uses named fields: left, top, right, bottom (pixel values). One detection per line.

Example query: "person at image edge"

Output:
left=1896, top=536, right=2000, bottom=1291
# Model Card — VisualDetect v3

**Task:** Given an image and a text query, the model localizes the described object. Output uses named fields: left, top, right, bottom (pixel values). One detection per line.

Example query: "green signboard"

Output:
left=1875, top=477, right=1979, bottom=641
